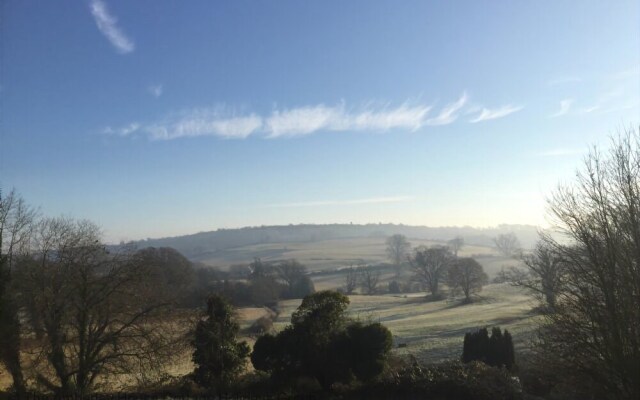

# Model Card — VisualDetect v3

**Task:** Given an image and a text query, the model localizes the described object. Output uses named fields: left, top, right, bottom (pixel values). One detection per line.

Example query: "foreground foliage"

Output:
left=359, top=359, right=522, bottom=400
left=251, top=291, right=392, bottom=391
left=192, top=294, right=250, bottom=396
left=15, top=219, right=183, bottom=396
left=535, top=129, right=640, bottom=399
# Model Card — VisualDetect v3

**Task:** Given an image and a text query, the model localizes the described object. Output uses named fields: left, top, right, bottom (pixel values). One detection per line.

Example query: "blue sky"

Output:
left=2, top=0, right=639, bottom=242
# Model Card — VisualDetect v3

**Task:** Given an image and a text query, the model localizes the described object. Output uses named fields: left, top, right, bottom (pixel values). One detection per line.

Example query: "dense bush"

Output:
left=286, top=275, right=315, bottom=299
left=388, top=280, right=401, bottom=294
left=360, top=360, right=522, bottom=400
left=251, top=291, right=392, bottom=391
left=249, top=315, right=274, bottom=334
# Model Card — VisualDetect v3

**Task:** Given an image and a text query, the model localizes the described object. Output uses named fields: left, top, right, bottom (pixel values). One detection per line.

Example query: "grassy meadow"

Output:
left=200, top=237, right=521, bottom=277
left=272, top=283, right=539, bottom=363
left=0, top=240, right=536, bottom=391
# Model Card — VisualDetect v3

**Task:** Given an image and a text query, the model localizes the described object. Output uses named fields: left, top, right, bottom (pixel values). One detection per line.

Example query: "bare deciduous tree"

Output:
left=507, top=241, right=565, bottom=311
left=16, top=218, right=184, bottom=396
left=536, top=129, right=640, bottom=399
left=409, top=246, right=453, bottom=299
left=385, top=234, right=411, bottom=276
left=0, top=189, right=36, bottom=394
left=447, top=257, right=487, bottom=303
left=359, top=267, right=380, bottom=295
left=344, top=266, right=358, bottom=294
left=447, top=236, right=464, bottom=257
left=493, top=233, right=521, bottom=257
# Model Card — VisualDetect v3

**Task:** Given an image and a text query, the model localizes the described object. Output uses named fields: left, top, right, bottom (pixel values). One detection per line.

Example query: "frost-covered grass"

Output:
left=272, top=283, right=540, bottom=363
left=0, top=284, right=539, bottom=391
left=200, top=237, right=513, bottom=273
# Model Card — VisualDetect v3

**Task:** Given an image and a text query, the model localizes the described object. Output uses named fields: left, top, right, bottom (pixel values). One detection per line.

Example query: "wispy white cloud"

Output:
left=469, top=105, right=522, bottom=123
left=103, top=122, right=141, bottom=136
left=350, top=104, right=431, bottom=131
left=145, top=109, right=263, bottom=140
left=426, top=92, right=468, bottom=126
left=105, top=103, right=435, bottom=141
left=89, top=0, right=135, bottom=54
left=577, top=105, right=600, bottom=114
left=264, top=196, right=415, bottom=208
left=536, top=148, right=586, bottom=157
left=266, top=105, right=345, bottom=137
left=148, top=84, right=163, bottom=98
left=550, top=99, right=573, bottom=117
left=105, top=94, right=522, bottom=141
left=265, top=103, right=431, bottom=138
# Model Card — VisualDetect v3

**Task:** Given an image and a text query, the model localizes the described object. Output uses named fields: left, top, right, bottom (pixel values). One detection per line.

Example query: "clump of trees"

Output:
left=462, top=327, right=515, bottom=370
left=409, top=245, right=454, bottom=299
left=409, top=246, right=487, bottom=301
left=134, top=246, right=198, bottom=306
left=202, top=258, right=314, bottom=308
left=248, top=258, right=315, bottom=304
left=276, top=259, right=315, bottom=299
left=251, top=291, right=392, bottom=391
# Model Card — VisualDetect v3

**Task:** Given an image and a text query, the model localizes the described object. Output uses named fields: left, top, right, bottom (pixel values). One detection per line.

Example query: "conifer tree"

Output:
left=462, top=326, right=515, bottom=370
left=192, top=295, right=250, bottom=395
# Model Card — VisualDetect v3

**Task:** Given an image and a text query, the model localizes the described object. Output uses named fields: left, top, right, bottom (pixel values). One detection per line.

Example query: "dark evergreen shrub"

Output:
left=462, top=327, right=516, bottom=370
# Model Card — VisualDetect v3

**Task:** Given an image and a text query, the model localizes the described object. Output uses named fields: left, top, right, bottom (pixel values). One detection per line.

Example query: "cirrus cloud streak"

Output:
left=469, top=105, right=523, bottom=123
left=89, top=0, right=135, bottom=54
left=265, top=103, right=432, bottom=138
left=103, top=93, right=522, bottom=141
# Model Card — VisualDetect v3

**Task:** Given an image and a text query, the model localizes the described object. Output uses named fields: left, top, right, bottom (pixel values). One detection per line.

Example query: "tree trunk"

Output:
left=429, top=281, right=439, bottom=297
left=544, top=288, right=556, bottom=311
left=0, top=297, right=25, bottom=394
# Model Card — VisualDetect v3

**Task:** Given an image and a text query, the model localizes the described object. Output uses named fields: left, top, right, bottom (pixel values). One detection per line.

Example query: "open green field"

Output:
left=209, top=238, right=534, bottom=364
left=271, top=283, right=540, bottom=363
left=200, top=237, right=522, bottom=278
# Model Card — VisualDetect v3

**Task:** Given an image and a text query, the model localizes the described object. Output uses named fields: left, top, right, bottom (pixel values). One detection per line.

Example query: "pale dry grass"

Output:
left=1, top=282, right=538, bottom=391
left=201, top=237, right=455, bottom=271
left=0, top=306, right=277, bottom=392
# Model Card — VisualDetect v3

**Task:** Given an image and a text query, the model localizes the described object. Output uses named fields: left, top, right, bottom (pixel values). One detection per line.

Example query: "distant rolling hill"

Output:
left=133, top=223, right=541, bottom=269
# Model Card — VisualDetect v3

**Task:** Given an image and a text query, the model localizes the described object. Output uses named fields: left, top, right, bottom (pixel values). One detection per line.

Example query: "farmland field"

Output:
left=0, top=284, right=539, bottom=391
left=272, top=283, right=539, bottom=363
left=199, top=237, right=522, bottom=278
left=0, top=241, right=534, bottom=391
